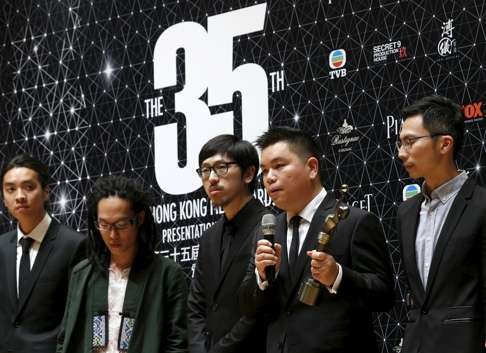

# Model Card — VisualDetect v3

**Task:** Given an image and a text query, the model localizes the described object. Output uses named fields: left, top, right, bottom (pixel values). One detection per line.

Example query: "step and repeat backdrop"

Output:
left=1, top=0, right=485, bottom=351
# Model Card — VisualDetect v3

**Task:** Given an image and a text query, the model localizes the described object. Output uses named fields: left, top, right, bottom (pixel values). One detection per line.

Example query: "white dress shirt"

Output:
left=16, top=213, right=52, bottom=297
left=258, top=188, right=343, bottom=293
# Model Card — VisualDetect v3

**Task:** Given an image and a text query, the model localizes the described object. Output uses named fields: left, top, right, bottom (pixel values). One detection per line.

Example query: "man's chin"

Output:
left=209, top=197, right=227, bottom=208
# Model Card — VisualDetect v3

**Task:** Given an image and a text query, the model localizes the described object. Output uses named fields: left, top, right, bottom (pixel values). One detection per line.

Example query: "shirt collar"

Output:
left=422, top=171, right=468, bottom=204
left=17, top=213, right=52, bottom=244
left=224, top=197, right=258, bottom=231
left=287, top=187, right=327, bottom=224
left=109, top=261, right=131, bottom=276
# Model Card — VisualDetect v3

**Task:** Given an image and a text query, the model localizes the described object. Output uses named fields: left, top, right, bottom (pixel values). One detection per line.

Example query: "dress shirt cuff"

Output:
left=255, top=267, right=269, bottom=290
left=326, top=263, right=342, bottom=294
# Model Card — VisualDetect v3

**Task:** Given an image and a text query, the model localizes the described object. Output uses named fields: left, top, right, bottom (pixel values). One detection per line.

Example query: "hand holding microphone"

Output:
left=255, top=214, right=281, bottom=284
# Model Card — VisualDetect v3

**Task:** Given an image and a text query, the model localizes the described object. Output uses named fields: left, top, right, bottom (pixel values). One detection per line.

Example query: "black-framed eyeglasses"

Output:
left=196, top=162, right=238, bottom=180
left=95, top=215, right=138, bottom=232
left=396, top=133, right=450, bottom=151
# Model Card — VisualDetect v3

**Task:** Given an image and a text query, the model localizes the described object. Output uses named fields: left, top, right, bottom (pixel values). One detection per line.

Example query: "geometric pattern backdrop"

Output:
left=1, top=1, right=485, bottom=351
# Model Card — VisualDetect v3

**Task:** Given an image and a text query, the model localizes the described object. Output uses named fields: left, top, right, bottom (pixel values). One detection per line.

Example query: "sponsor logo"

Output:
left=331, top=118, right=360, bottom=153
left=462, top=101, right=484, bottom=121
left=351, top=193, right=373, bottom=212
left=373, top=40, right=407, bottom=63
left=329, top=49, right=347, bottom=79
left=385, top=115, right=401, bottom=139
left=403, top=184, right=421, bottom=201
left=329, top=49, right=346, bottom=69
left=437, top=19, right=457, bottom=57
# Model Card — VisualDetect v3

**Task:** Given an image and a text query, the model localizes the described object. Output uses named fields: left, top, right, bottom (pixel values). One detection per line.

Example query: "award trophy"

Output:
left=298, top=184, right=350, bottom=306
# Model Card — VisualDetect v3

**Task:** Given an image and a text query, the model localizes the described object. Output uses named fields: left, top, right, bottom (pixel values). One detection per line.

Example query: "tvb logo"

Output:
left=329, top=49, right=347, bottom=79
left=153, top=4, right=269, bottom=195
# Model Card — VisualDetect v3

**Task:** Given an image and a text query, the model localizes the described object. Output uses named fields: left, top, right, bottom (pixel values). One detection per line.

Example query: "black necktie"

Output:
left=220, top=221, right=234, bottom=273
left=19, top=237, right=34, bottom=299
left=288, top=216, right=301, bottom=269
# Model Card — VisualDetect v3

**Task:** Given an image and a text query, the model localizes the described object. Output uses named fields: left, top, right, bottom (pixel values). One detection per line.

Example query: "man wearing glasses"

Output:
left=57, top=176, right=188, bottom=353
left=188, top=134, right=268, bottom=353
left=397, top=95, right=486, bottom=353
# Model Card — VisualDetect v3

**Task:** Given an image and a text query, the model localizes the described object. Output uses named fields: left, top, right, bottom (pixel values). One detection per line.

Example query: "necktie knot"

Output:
left=19, top=237, right=34, bottom=254
left=290, top=216, right=301, bottom=229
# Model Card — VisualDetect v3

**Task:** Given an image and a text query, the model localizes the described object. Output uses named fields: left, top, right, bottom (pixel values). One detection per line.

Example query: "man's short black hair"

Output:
left=87, top=175, right=158, bottom=272
left=255, top=127, right=323, bottom=185
left=402, top=95, right=464, bottom=159
left=198, top=134, right=259, bottom=193
left=1, top=154, right=50, bottom=189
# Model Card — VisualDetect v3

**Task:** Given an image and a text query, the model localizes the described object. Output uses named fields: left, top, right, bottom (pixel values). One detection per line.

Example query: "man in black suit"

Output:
left=0, top=154, right=85, bottom=353
left=188, top=134, right=268, bottom=353
left=239, top=127, right=394, bottom=353
left=397, top=96, right=486, bottom=353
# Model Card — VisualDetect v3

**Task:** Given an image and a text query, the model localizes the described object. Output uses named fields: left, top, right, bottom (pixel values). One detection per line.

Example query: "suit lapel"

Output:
left=213, top=227, right=250, bottom=298
left=15, top=221, right=59, bottom=317
left=424, top=178, right=474, bottom=302
left=124, top=262, right=152, bottom=319
left=213, top=200, right=267, bottom=299
left=401, top=195, right=426, bottom=301
left=285, top=193, right=335, bottom=306
left=275, top=215, right=292, bottom=296
left=207, top=219, right=224, bottom=298
left=62, top=261, right=92, bottom=349
left=5, top=231, right=18, bottom=308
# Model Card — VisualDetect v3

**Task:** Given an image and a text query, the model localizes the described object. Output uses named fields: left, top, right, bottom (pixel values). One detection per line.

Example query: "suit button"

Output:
left=286, top=311, right=291, bottom=316
left=421, top=309, right=428, bottom=315
left=211, top=304, right=218, bottom=312
left=14, top=321, right=19, bottom=327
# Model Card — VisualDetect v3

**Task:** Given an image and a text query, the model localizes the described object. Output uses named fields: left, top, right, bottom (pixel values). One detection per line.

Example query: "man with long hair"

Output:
left=57, top=176, right=188, bottom=353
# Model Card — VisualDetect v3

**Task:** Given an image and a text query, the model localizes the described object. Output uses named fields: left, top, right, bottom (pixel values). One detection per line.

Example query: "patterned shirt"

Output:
left=105, top=262, right=130, bottom=353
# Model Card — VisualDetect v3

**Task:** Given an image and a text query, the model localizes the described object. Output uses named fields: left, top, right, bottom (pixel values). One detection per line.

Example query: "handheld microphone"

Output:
left=261, top=213, right=277, bottom=284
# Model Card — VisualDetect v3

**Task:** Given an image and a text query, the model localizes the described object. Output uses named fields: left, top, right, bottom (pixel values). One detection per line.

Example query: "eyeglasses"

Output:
left=396, top=133, right=450, bottom=151
left=95, top=216, right=138, bottom=232
left=196, top=162, right=237, bottom=180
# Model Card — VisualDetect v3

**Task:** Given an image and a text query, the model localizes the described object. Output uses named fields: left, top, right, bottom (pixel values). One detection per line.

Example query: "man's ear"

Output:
left=242, top=165, right=257, bottom=185
left=306, top=156, right=319, bottom=180
left=439, top=135, right=454, bottom=155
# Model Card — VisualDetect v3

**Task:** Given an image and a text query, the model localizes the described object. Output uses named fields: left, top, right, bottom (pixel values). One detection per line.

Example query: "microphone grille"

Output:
left=262, top=213, right=276, bottom=235
left=262, top=213, right=276, bottom=226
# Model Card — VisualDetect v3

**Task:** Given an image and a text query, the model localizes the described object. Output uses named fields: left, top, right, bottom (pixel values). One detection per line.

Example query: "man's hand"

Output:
left=255, top=239, right=282, bottom=281
left=307, top=250, right=338, bottom=286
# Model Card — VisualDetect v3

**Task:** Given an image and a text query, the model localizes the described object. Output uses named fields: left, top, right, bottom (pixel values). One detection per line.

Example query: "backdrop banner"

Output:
left=1, top=1, right=485, bottom=351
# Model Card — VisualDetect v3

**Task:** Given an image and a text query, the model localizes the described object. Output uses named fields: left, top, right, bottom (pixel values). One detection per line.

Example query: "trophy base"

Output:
left=298, top=279, right=321, bottom=306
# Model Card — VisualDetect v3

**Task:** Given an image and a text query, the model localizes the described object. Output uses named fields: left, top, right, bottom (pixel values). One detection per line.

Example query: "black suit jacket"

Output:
left=188, top=198, right=268, bottom=353
left=239, top=193, right=394, bottom=353
left=398, top=177, right=486, bottom=353
left=0, top=219, right=85, bottom=353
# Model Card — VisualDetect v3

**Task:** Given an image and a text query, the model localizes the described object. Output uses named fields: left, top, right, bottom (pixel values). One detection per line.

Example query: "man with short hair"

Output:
left=0, top=154, right=85, bottom=353
left=397, top=95, right=486, bottom=353
left=239, top=127, right=394, bottom=353
left=188, top=134, right=268, bottom=353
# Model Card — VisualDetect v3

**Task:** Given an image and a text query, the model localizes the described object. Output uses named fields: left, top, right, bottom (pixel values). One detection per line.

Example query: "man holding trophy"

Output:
left=239, top=127, right=394, bottom=353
